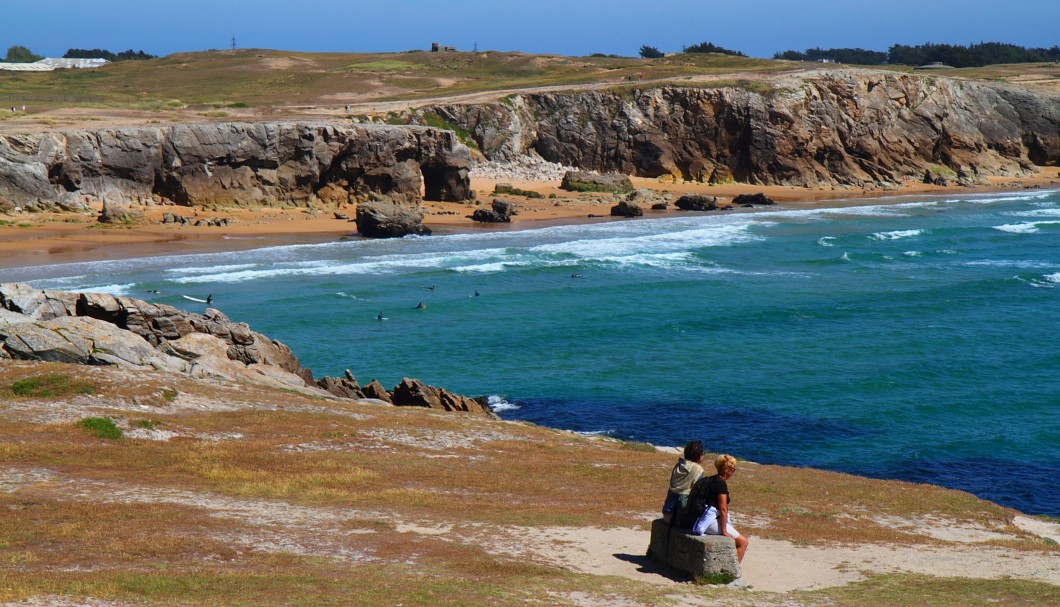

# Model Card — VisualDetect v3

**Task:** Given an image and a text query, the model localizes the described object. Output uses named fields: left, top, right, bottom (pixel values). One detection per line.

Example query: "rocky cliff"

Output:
left=0, top=283, right=494, bottom=417
left=428, top=69, right=1060, bottom=188
left=0, top=122, right=472, bottom=212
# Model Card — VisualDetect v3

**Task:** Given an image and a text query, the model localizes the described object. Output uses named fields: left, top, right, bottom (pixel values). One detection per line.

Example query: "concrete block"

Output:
left=648, top=518, right=741, bottom=579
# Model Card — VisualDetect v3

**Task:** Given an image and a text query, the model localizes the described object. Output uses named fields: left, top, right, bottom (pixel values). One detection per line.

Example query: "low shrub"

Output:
left=9, top=374, right=96, bottom=398
left=76, top=416, right=122, bottom=440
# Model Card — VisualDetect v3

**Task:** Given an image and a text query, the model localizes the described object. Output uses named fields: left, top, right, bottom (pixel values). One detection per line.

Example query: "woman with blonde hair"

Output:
left=690, top=454, right=749, bottom=562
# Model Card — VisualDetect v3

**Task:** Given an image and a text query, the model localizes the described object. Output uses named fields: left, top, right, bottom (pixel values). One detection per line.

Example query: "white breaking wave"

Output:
left=818, top=236, right=836, bottom=247
left=62, top=283, right=137, bottom=296
left=903, top=251, right=922, bottom=257
left=963, top=259, right=1056, bottom=270
left=1043, top=273, right=1060, bottom=284
left=1004, top=208, right=1060, bottom=218
left=167, top=263, right=259, bottom=276
left=993, top=220, right=1060, bottom=234
left=529, top=222, right=763, bottom=259
left=870, top=229, right=925, bottom=241
left=486, top=395, right=520, bottom=412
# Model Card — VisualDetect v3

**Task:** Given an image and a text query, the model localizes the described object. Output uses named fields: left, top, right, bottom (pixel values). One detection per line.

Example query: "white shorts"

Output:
left=692, top=506, right=740, bottom=537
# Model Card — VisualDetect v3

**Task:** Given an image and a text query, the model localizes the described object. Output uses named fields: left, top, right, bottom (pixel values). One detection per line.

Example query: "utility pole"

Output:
left=231, top=36, right=236, bottom=51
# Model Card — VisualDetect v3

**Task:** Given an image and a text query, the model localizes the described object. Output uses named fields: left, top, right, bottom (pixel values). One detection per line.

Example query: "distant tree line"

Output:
left=1, top=45, right=156, bottom=63
left=638, top=41, right=746, bottom=59
left=774, top=47, right=886, bottom=65
left=3, top=45, right=43, bottom=63
left=64, top=48, right=156, bottom=61
left=775, top=42, right=1060, bottom=67
left=683, top=42, right=746, bottom=57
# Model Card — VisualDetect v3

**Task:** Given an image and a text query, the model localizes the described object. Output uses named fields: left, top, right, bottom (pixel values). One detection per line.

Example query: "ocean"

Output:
left=7, top=189, right=1060, bottom=516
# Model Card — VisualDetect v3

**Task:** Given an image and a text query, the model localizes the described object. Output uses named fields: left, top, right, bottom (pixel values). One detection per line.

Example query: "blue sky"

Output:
left=3, top=0, right=1058, bottom=59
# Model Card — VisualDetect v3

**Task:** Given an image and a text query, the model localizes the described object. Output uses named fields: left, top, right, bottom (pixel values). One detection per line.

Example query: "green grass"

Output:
left=420, top=111, right=478, bottom=150
left=8, top=374, right=96, bottom=398
left=345, top=60, right=428, bottom=72
left=75, top=417, right=122, bottom=440
left=695, top=571, right=737, bottom=585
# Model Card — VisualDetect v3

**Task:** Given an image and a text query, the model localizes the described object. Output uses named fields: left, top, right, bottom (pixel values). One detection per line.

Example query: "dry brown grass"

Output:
left=1, top=360, right=1056, bottom=605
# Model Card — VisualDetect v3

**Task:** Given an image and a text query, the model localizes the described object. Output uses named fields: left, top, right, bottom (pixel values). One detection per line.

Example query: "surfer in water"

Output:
left=376, top=311, right=385, bottom=321
left=415, top=302, right=427, bottom=310
left=206, top=294, right=213, bottom=305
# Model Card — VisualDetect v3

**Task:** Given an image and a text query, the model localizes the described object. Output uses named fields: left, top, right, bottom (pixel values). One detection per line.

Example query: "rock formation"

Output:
left=610, top=200, right=644, bottom=217
left=428, top=69, right=1060, bottom=188
left=356, top=199, right=432, bottom=238
left=471, top=199, right=515, bottom=223
left=0, top=283, right=494, bottom=418
left=98, top=199, right=145, bottom=224
left=731, top=193, right=775, bottom=207
left=674, top=194, right=718, bottom=211
left=0, top=122, right=472, bottom=212
left=560, top=171, right=635, bottom=193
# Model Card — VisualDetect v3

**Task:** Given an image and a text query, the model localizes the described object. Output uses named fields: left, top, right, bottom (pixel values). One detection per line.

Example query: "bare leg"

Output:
left=734, top=534, right=749, bottom=563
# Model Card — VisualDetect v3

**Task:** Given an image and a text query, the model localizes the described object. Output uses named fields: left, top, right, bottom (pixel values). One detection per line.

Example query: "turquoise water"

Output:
left=9, top=190, right=1060, bottom=516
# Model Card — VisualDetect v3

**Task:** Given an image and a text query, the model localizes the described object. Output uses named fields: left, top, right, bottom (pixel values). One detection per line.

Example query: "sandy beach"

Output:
left=2, top=171, right=1057, bottom=272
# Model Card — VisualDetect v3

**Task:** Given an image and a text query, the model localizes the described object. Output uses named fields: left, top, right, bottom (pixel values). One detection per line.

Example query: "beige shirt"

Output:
left=668, top=459, right=704, bottom=495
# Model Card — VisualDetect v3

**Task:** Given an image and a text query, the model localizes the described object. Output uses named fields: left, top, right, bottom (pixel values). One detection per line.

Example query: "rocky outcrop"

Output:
left=0, top=283, right=494, bottom=417
left=0, top=122, right=472, bottom=212
left=471, top=199, right=515, bottom=223
left=356, top=199, right=432, bottom=238
left=731, top=193, right=775, bottom=207
left=161, top=212, right=235, bottom=227
left=98, top=199, right=145, bottom=224
left=610, top=200, right=643, bottom=217
left=429, top=69, right=1060, bottom=188
left=674, top=194, right=718, bottom=211
left=561, top=171, right=635, bottom=193
left=391, top=378, right=494, bottom=417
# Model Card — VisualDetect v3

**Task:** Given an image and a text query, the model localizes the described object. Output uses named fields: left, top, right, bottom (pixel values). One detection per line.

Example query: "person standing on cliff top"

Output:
left=661, top=440, right=705, bottom=523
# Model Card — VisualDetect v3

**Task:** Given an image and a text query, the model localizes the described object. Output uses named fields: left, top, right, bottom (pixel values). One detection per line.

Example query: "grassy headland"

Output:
left=0, top=361, right=1057, bottom=606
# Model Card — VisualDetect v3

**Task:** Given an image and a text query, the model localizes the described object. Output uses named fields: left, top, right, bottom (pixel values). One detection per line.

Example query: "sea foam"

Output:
left=869, top=229, right=925, bottom=241
left=993, top=220, right=1060, bottom=234
left=486, top=395, right=520, bottom=412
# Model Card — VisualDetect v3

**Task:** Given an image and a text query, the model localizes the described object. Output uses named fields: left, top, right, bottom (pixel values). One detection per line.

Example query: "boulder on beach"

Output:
left=560, top=171, right=634, bottom=194
left=356, top=200, right=432, bottom=238
left=98, top=199, right=145, bottom=224
left=674, top=194, right=718, bottom=211
left=732, top=193, right=776, bottom=207
left=471, top=199, right=515, bottom=223
left=610, top=200, right=644, bottom=217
